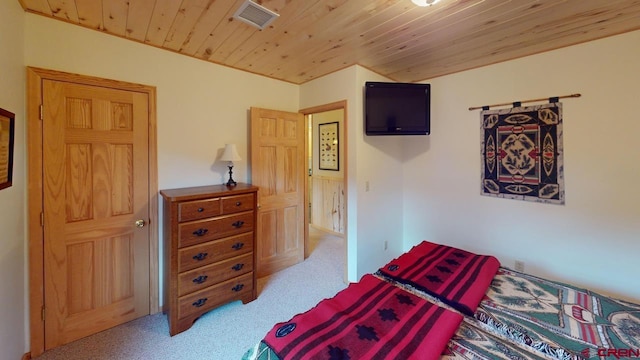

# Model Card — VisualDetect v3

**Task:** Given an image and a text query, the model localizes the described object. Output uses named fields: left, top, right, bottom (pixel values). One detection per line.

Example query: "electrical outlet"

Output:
left=365, top=181, right=370, bottom=192
left=384, top=240, right=388, bottom=250
left=514, top=260, right=525, bottom=272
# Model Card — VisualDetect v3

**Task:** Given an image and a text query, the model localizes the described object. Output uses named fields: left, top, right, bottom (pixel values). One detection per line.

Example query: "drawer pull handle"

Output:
left=197, top=207, right=204, bottom=212
left=232, top=221, right=245, bottom=228
left=192, top=275, right=208, bottom=284
left=192, top=298, right=208, bottom=307
left=235, top=201, right=242, bottom=206
left=192, top=228, right=209, bottom=237
left=231, top=284, right=244, bottom=292
left=192, top=252, right=208, bottom=261
left=231, top=242, right=244, bottom=250
left=232, top=263, right=244, bottom=271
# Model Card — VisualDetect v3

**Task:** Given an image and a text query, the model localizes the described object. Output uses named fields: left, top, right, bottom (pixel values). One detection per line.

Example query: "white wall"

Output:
left=0, top=0, right=26, bottom=358
left=22, top=10, right=299, bottom=346
left=301, top=67, right=360, bottom=281
left=24, top=14, right=300, bottom=191
left=11, top=9, right=640, bottom=356
left=403, top=30, right=640, bottom=302
left=300, top=66, right=406, bottom=282
left=354, top=67, right=406, bottom=276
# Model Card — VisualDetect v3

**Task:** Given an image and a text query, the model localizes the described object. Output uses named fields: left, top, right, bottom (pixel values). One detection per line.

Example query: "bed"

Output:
left=243, top=241, right=640, bottom=360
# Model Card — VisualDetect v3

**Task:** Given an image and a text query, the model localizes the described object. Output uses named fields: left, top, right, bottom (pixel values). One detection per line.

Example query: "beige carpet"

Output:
left=36, top=227, right=346, bottom=360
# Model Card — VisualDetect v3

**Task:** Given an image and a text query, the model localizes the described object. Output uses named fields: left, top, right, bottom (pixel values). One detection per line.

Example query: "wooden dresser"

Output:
left=160, top=183, right=258, bottom=335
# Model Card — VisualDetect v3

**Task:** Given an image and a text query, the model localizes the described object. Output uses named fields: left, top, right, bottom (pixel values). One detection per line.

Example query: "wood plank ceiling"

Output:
left=18, top=0, right=640, bottom=84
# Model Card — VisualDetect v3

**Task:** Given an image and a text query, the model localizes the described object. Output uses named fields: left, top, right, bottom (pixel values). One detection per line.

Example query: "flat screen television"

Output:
left=364, top=81, right=430, bottom=135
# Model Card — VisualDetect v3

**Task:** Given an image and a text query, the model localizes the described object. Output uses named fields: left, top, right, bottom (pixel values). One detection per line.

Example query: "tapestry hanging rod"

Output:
left=468, top=93, right=581, bottom=111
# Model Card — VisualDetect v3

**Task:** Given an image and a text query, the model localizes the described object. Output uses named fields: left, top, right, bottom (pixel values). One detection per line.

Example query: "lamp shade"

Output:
left=220, top=144, right=242, bottom=162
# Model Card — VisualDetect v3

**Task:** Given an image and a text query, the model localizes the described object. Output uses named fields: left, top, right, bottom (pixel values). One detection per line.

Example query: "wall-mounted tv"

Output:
left=364, top=81, right=430, bottom=135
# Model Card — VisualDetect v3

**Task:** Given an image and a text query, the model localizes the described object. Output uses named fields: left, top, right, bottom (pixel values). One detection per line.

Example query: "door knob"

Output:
left=135, top=219, right=146, bottom=228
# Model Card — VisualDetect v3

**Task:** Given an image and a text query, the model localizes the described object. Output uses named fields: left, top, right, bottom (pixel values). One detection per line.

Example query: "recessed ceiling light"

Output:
left=412, top=0, right=442, bottom=6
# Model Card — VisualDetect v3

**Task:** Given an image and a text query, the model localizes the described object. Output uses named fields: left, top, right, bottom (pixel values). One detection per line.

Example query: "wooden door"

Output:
left=251, top=107, right=306, bottom=277
left=42, top=80, right=150, bottom=348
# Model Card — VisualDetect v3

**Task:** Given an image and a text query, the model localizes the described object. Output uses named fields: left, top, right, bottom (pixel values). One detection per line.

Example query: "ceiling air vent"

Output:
left=233, top=0, right=280, bottom=30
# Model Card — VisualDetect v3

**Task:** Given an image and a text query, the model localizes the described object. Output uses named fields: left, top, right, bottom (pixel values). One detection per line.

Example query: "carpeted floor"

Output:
left=36, top=227, right=346, bottom=360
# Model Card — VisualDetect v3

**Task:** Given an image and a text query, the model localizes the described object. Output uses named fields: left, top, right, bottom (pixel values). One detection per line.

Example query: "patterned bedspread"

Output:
left=244, top=318, right=550, bottom=360
left=475, top=268, right=640, bottom=360
left=242, top=244, right=640, bottom=360
left=444, top=320, right=548, bottom=360
left=377, top=241, right=501, bottom=316
left=260, top=274, right=463, bottom=360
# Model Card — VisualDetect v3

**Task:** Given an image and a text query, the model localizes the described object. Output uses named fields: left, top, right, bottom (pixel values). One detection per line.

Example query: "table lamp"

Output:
left=220, top=144, right=241, bottom=187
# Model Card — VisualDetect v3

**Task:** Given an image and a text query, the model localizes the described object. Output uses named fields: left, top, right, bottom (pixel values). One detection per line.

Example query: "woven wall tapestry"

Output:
left=480, top=102, right=564, bottom=204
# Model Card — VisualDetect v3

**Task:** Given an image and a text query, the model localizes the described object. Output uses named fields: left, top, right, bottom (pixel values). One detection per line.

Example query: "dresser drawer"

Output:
left=161, top=184, right=258, bottom=336
left=178, top=198, right=221, bottom=222
left=178, top=232, right=254, bottom=272
left=221, top=193, right=255, bottom=214
left=178, top=253, right=253, bottom=296
left=178, top=273, right=253, bottom=319
left=178, top=211, right=254, bottom=248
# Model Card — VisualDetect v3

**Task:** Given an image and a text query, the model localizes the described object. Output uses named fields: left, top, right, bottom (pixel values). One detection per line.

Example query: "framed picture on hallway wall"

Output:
left=0, top=107, right=15, bottom=190
left=319, top=122, right=339, bottom=171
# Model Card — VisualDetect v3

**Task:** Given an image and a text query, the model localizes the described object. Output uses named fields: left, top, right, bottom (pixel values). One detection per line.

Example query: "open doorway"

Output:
left=300, top=101, right=347, bottom=282
left=307, top=109, right=345, bottom=234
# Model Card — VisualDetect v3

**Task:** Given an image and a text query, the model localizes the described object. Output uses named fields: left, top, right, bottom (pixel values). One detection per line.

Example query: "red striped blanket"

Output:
left=263, top=274, right=463, bottom=360
left=377, top=241, right=500, bottom=316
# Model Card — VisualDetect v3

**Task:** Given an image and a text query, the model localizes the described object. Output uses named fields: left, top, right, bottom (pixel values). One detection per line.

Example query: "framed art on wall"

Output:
left=480, top=102, right=564, bottom=204
left=319, top=122, right=339, bottom=171
left=0, top=108, right=15, bottom=190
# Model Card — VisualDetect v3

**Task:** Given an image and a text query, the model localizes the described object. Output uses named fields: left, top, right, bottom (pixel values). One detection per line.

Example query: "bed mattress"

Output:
left=243, top=242, right=640, bottom=360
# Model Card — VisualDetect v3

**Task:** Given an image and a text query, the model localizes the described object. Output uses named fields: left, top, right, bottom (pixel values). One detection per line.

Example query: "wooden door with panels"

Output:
left=28, top=68, right=157, bottom=355
left=250, top=107, right=306, bottom=277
